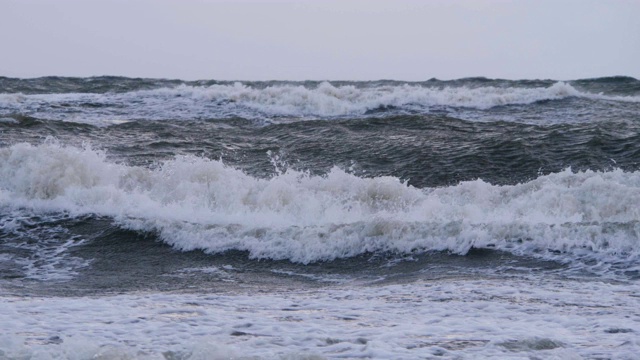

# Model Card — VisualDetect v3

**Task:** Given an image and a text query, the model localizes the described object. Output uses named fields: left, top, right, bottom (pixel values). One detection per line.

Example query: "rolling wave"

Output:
left=1, top=142, right=639, bottom=264
left=1, top=80, right=639, bottom=125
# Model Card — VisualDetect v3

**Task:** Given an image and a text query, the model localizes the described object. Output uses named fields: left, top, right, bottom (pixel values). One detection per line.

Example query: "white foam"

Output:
left=180, top=81, right=585, bottom=115
left=1, top=142, right=640, bottom=265
left=1, top=82, right=638, bottom=124
left=1, top=276, right=638, bottom=359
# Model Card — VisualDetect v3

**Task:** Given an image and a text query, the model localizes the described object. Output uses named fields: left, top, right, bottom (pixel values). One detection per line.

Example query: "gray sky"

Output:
left=2, top=0, right=639, bottom=81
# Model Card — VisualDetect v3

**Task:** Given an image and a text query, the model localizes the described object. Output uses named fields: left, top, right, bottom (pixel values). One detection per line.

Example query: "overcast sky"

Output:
left=2, top=0, right=639, bottom=81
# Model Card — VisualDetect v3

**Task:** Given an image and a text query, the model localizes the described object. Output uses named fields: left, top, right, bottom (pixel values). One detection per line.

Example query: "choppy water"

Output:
left=1, top=76, right=640, bottom=359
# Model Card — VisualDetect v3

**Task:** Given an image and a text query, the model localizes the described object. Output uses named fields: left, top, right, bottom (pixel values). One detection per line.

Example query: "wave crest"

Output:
left=1, top=142, right=639, bottom=263
left=2, top=81, right=639, bottom=125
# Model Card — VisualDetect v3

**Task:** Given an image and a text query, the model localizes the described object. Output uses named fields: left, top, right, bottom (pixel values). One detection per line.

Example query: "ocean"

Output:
left=1, top=76, right=639, bottom=359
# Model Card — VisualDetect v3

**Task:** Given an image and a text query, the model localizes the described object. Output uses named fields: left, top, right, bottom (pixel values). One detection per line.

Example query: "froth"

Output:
left=2, top=82, right=639, bottom=124
left=1, top=142, right=639, bottom=264
left=213, top=81, right=585, bottom=114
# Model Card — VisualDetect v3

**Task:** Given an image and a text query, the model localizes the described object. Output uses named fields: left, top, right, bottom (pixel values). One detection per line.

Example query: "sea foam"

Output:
left=1, top=81, right=639, bottom=125
left=2, top=277, right=639, bottom=359
left=1, top=142, right=639, bottom=264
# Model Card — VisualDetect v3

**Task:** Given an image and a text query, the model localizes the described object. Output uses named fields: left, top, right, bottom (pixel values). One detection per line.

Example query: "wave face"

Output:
left=1, top=77, right=639, bottom=125
left=1, top=142, right=639, bottom=265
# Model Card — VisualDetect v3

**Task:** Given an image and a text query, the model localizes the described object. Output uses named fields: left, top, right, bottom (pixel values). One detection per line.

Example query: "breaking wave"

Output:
left=1, top=81, right=639, bottom=125
left=1, top=141, right=639, bottom=264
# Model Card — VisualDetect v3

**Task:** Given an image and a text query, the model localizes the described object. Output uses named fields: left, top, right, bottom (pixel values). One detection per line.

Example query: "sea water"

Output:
left=1, top=76, right=639, bottom=359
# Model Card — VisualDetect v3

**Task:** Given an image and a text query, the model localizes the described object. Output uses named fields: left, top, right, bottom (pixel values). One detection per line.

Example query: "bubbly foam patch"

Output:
left=1, top=142, right=639, bottom=264
left=2, top=81, right=638, bottom=125
left=1, top=277, right=639, bottom=359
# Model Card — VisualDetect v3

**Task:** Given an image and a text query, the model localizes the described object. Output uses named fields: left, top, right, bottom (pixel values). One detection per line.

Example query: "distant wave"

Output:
left=1, top=75, right=638, bottom=94
left=2, top=81, right=639, bottom=125
left=130, top=81, right=584, bottom=113
left=1, top=141, right=639, bottom=264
